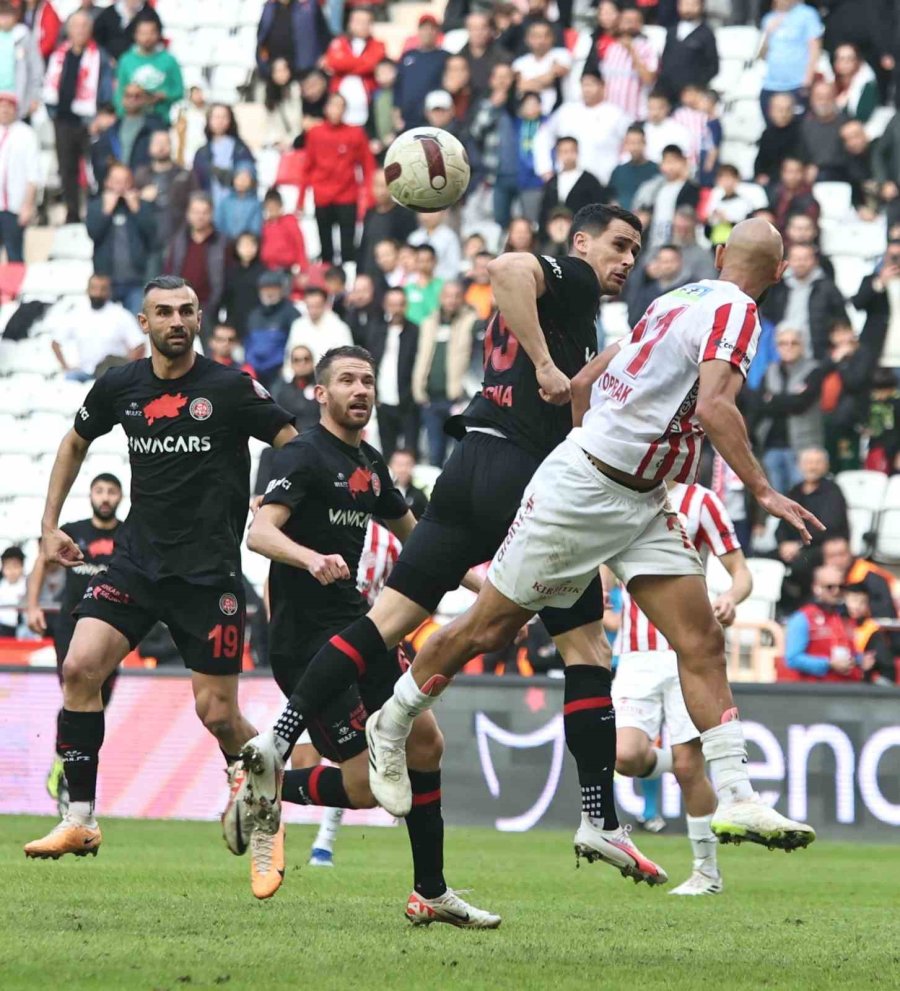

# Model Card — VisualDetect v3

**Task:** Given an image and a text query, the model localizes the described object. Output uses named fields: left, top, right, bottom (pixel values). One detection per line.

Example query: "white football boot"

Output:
left=406, top=889, right=501, bottom=929
left=365, top=708, right=412, bottom=817
left=574, top=816, right=668, bottom=885
left=669, top=868, right=724, bottom=896
left=239, top=729, right=284, bottom=833
left=712, top=797, right=816, bottom=851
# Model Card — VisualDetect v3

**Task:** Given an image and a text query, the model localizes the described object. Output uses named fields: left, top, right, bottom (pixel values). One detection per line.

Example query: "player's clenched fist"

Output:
left=536, top=361, right=571, bottom=405
left=42, top=528, right=84, bottom=568
left=308, top=553, right=351, bottom=585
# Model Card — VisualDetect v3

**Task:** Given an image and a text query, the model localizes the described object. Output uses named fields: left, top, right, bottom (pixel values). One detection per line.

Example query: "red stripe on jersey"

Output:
left=630, top=303, right=654, bottom=343
left=365, top=523, right=379, bottom=595
left=731, top=303, right=758, bottom=366
left=628, top=596, right=640, bottom=652
left=702, top=492, right=740, bottom=554
left=647, top=623, right=657, bottom=650
left=674, top=431, right=698, bottom=483
left=702, top=304, right=732, bottom=361
left=636, top=438, right=661, bottom=477
left=653, top=433, right=681, bottom=481
left=331, top=635, right=365, bottom=674
left=679, top=483, right=697, bottom=519
left=563, top=696, right=612, bottom=715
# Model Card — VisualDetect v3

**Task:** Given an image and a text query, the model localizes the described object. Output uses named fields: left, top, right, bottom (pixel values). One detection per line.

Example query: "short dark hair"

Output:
left=717, top=163, right=740, bottom=179
left=390, top=448, right=417, bottom=461
left=144, top=275, right=188, bottom=298
left=212, top=323, right=238, bottom=338
left=661, top=144, right=686, bottom=159
left=570, top=203, right=642, bottom=246
left=556, top=135, right=578, bottom=148
left=1, top=545, right=24, bottom=564
left=264, top=186, right=283, bottom=205
left=316, top=345, right=377, bottom=384
left=581, top=68, right=603, bottom=83
left=626, top=123, right=645, bottom=137
left=305, top=286, right=328, bottom=300
left=91, top=472, right=122, bottom=490
left=526, top=16, right=552, bottom=30
left=414, top=243, right=437, bottom=257
left=324, top=266, right=346, bottom=284
left=648, top=88, right=670, bottom=103
left=657, top=243, right=681, bottom=256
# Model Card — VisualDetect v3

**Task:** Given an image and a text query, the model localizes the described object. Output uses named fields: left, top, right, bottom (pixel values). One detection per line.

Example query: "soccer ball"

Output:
left=384, top=127, right=471, bottom=212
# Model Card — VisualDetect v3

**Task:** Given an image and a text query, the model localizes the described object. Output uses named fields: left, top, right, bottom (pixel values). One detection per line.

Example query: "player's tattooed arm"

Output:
left=486, top=253, right=570, bottom=405
left=41, top=429, right=90, bottom=567
left=697, top=360, right=825, bottom=545
left=248, top=503, right=351, bottom=585
left=571, top=342, right=622, bottom=426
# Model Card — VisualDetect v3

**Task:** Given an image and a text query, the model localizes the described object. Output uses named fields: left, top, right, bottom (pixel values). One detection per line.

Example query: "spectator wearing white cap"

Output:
left=0, top=91, right=40, bottom=262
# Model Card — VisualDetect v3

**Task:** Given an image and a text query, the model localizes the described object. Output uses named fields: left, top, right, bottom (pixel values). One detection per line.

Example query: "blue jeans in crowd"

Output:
left=763, top=447, right=801, bottom=494
left=422, top=399, right=455, bottom=467
left=0, top=210, right=24, bottom=263
left=112, top=281, right=145, bottom=316
left=65, top=369, right=94, bottom=383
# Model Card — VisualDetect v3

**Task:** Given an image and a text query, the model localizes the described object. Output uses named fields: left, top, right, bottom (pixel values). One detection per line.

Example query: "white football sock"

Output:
left=377, top=669, right=438, bottom=742
left=700, top=720, right=755, bottom=803
left=687, top=813, right=718, bottom=872
left=642, top=746, right=673, bottom=780
left=68, top=801, right=96, bottom=827
left=313, top=807, right=343, bottom=853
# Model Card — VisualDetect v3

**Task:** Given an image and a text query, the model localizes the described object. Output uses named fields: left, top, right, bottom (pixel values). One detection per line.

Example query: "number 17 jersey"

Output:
left=570, top=279, right=760, bottom=485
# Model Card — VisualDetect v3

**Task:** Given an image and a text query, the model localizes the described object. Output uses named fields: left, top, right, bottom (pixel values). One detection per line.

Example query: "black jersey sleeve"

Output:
left=373, top=458, right=410, bottom=521
left=232, top=372, right=295, bottom=444
left=260, top=441, right=316, bottom=515
left=73, top=373, right=117, bottom=441
left=536, top=254, right=600, bottom=314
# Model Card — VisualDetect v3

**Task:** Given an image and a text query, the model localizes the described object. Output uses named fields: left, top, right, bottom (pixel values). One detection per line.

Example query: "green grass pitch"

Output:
left=2, top=815, right=898, bottom=991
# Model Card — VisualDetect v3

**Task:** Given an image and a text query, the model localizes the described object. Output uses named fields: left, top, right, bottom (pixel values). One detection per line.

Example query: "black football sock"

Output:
left=564, top=665, right=619, bottom=831
left=55, top=707, right=64, bottom=758
left=276, top=617, right=389, bottom=751
left=406, top=769, right=447, bottom=900
left=58, top=708, right=104, bottom=809
left=281, top=766, right=355, bottom=808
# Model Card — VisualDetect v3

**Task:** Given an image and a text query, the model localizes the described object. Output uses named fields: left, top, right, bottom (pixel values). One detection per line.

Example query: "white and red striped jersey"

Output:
left=356, top=521, right=401, bottom=605
left=600, top=36, right=659, bottom=120
left=571, top=280, right=760, bottom=485
left=672, top=106, right=709, bottom=166
left=616, top=482, right=740, bottom=653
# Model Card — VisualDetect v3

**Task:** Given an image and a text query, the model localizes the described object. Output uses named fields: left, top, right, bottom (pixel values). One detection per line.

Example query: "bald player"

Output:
left=367, top=219, right=822, bottom=860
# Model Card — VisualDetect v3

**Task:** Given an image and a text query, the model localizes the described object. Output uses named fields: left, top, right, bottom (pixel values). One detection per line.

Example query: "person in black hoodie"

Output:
left=222, top=232, right=265, bottom=338
left=92, top=0, right=160, bottom=62
left=754, top=92, right=807, bottom=186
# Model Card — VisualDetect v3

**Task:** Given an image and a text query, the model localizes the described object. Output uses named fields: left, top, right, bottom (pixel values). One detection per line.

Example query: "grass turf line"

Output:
left=2, top=815, right=898, bottom=991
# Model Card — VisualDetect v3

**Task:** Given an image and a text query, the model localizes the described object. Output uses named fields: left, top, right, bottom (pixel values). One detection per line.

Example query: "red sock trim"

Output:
left=563, top=696, right=612, bottom=715
left=720, top=706, right=740, bottom=724
left=331, top=635, right=365, bottom=675
left=308, top=764, right=325, bottom=805
left=420, top=674, right=449, bottom=696
left=411, top=788, right=441, bottom=807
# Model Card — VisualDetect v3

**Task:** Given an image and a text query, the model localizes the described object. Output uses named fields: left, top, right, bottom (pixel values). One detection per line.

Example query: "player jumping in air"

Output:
left=26, top=473, right=125, bottom=817
left=240, top=204, right=669, bottom=885
left=614, top=480, right=752, bottom=895
left=365, top=218, right=820, bottom=853
left=237, top=346, right=500, bottom=923
left=24, top=276, right=296, bottom=861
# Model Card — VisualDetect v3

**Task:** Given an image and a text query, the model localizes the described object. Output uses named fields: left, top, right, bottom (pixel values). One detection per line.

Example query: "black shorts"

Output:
left=386, top=432, right=603, bottom=637
left=269, top=629, right=407, bottom=764
left=74, top=564, right=246, bottom=676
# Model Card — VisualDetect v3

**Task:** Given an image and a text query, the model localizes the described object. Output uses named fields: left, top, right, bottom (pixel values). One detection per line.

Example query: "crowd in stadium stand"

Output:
left=0, top=0, right=898, bottom=682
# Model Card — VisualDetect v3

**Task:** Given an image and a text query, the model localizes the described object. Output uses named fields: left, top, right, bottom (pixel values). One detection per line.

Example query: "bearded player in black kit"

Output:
left=240, top=204, right=668, bottom=887
left=239, top=345, right=499, bottom=923
left=24, top=275, right=296, bottom=861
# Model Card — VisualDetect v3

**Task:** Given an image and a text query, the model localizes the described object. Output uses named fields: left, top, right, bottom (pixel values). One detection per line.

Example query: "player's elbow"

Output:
left=695, top=398, right=722, bottom=433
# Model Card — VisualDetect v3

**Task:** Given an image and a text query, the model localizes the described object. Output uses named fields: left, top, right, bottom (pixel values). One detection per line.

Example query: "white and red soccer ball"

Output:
left=384, top=127, right=471, bottom=212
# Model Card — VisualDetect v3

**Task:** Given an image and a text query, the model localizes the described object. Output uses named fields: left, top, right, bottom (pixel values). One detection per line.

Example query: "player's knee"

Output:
left=616, top=742, right=649, bottom=777
left=672, top=747, right=703, bottom=787
left=674, top=620, right=725, bottom=670
left=194, top=691, right=238, bottom=739
left=61, top=652, right=103, bottom=696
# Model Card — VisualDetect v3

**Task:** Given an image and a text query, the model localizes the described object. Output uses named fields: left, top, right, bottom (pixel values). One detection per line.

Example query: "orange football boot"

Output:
left=24, top=818, right=102, bottom=860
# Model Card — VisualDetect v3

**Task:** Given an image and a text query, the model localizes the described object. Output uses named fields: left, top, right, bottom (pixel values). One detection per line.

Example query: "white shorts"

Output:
left=488, top=438, right=704, bottom=612
left=612, top=649, right=699, bottom=746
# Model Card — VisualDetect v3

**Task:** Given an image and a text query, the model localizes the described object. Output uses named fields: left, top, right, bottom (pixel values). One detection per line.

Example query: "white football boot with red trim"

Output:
left=406, top=889, right=501, bottom=929
left=574, top=816, right=668, bottom=885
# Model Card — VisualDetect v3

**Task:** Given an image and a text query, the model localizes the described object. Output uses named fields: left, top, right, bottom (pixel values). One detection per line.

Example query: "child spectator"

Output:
left=260, top=187, right=308, bottom=278
left=243, top=270, right=298, bottom=389
left=0, top=546, right=26, bottom=637
left=215, top=165, right=263, bottom=240
left=706, top=164, right=757, bottom=246
left=222, top=232, right=265, bottom=338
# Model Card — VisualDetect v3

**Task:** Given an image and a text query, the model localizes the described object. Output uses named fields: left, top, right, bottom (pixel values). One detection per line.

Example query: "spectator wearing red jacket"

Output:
left=18, top=0, right=60, bottom=62
left=322, top=7, right=385, bottom=128
left=260, top=186, right=308, bottom=275
left=301, top=92, right=375, bottom=265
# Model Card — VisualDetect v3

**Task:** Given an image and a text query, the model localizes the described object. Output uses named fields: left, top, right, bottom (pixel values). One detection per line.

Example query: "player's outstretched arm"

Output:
left=41, top=429, right=90, bottom=567
left=571, top=342, right=622, bottom=426
left=486, top=253, right=570, bottom=405
left=697, top=360, right=825, bottom=544
left=247, top=503, right=351, bottom=585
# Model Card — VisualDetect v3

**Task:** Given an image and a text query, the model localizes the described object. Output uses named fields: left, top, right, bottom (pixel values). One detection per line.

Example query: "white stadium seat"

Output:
left=836, top=470, right=889, bottom=512
left=830, top=255, right=870, bottom=300
left=50, top=224, right=94, bottom=262
left=813, top=182, right=854, bottom=222
left=874, top=509, right=900, bottom=565
left=715, top=25, right=761, bottom=63
left=745, top=558, right=786, bottom=606
left=21, top=260, right=94, bottom=300
left=848, top=508, right=876, bottom=556
left=442, top=29, right=468, bottom=54
left=643, top=24, right=667, bottom=56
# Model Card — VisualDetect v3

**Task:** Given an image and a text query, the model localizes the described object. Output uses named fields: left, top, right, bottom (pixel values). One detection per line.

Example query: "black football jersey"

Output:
left=59, top=518, right=120, bottom=611
left=74, top=356, right=294, bottom=584
left=261, top=425, right=408, bottom=654
left=449, top=254, right=600, bottom=460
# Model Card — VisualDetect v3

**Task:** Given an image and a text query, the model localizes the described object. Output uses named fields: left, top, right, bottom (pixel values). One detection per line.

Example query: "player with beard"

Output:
left=24, top=276, right=296, bottom=862
left=26, top=474, right=125, bottom=817
left=240, top=346, right=499, bottom=921
left=239, top=204, right=669, bottom=887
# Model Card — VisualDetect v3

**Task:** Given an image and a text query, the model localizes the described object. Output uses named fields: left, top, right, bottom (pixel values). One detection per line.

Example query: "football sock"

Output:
left=564, top=665, right=619, bottom=831
left=281, top=766, right=354, bottom=808
left=641, top=746, right=673, bottom=780
left=58, top=708, right=103, bottom=822
left=377, top=668, right=443, bottom=742
left=640, top=777, right=661, bottom=821
left=312, top=807, right=344, bottom=854
left=700, top=718, right=754, bottom=803
left=687, top=814, right=718, bottom=872
left=406, top=769, right=447, bottom=900
left=275, top=617, right=389, bottom=757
